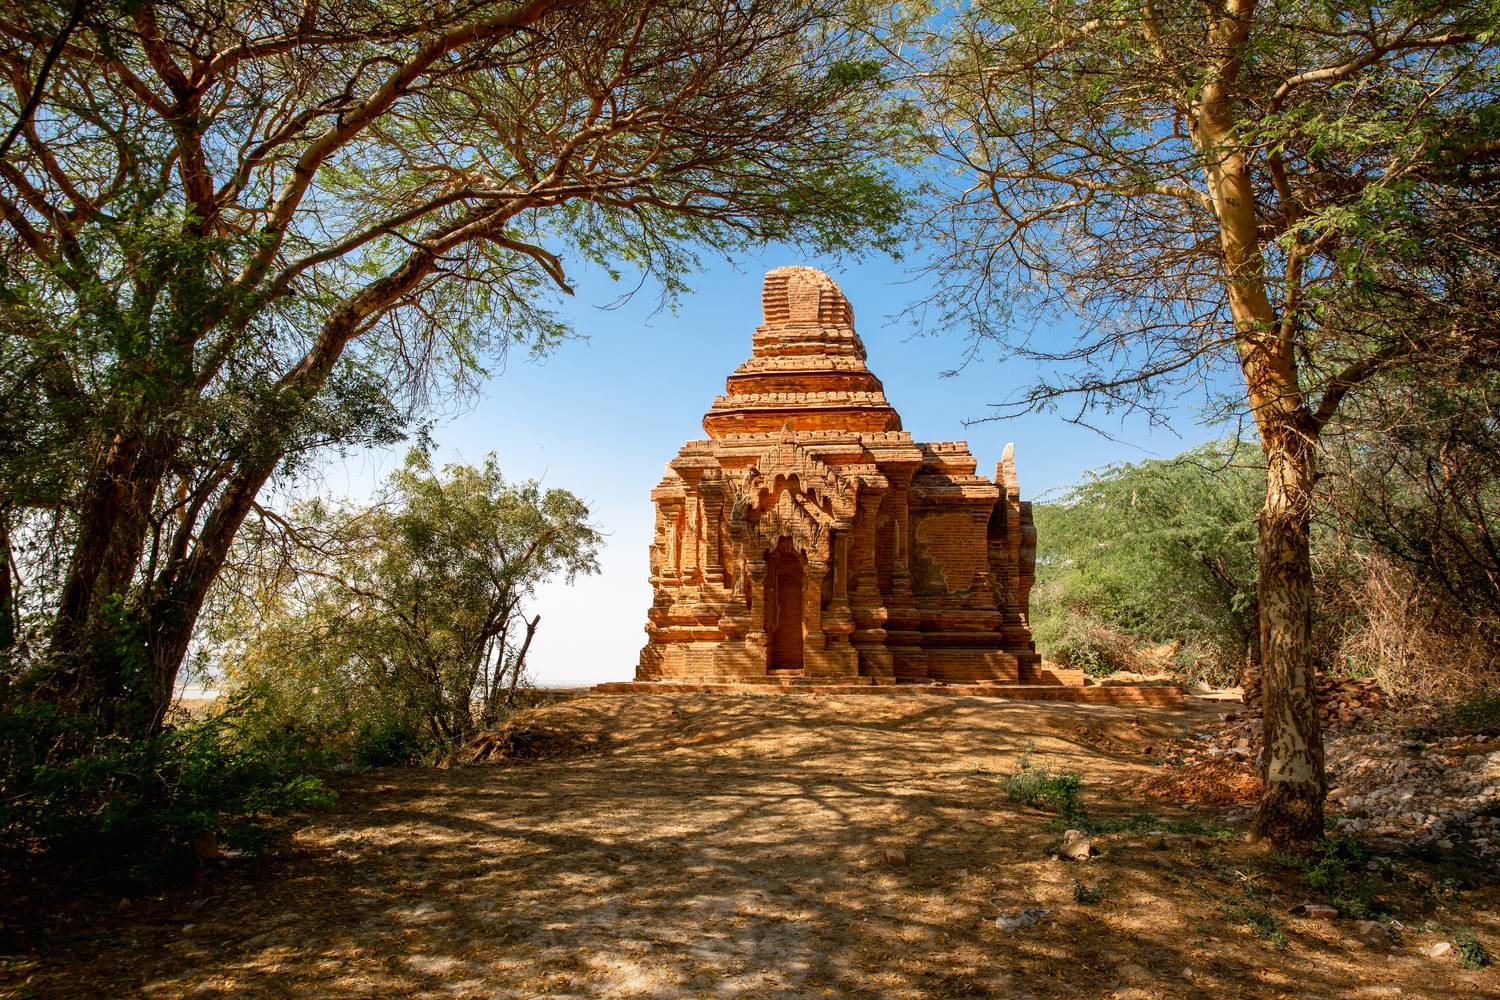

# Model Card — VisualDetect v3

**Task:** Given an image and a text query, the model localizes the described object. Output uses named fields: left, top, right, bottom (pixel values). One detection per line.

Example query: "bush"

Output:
left=1042, top=619, right=1139, bottom=677
left=0, top=689, right=334, bottom=888
left=351, top=711, right=425, bottom=768
left=1445, top=690, right=1500, bottom=736
left=1072, top=879, right=1105, bottom=904
left=1454, top=927, right=1492, bottom=970
left=1030, top=440, right=1262, bottom=686
left=1320, top=551, right=1500, bottom=706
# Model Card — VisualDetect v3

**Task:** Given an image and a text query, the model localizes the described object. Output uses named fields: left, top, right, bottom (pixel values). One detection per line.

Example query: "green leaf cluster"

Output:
left=1032, top=439, right=1263, bottom=684
left=211, top=450, right=602, bottom=756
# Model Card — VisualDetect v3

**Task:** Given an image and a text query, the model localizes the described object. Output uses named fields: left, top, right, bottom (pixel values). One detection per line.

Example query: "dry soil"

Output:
left=5, top=693, right=1498, bottom=999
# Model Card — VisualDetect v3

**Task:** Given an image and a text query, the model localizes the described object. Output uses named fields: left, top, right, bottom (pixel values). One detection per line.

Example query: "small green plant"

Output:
left=1221, top=902, right=1288, bottom=949
left=1274, top=835, right=1383, bottom=919
left=1446, top=690, right=1500, bottom=736
left=1218, top=905, right=1290, bottom=953
left=1003, top=744, right=1085, bottom=819
left=1454, top=928, right=1492, bottom=970
left=1072, top=879, right=1106, bottom=904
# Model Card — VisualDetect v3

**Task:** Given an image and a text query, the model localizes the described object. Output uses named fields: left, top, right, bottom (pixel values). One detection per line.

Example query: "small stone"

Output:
left=1057, top=829, right=1094, bottom=861
left=994, top=908, right=1052, bottom=932
left=1422, top=941, right=1453, bottom=958
left=1354, top=919, right=1393, bottom=949
left=881, top=847, right=908, bottom=867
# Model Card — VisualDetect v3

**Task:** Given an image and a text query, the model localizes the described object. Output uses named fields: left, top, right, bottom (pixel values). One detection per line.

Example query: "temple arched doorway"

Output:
left=765, top=537, right=804, bottom=671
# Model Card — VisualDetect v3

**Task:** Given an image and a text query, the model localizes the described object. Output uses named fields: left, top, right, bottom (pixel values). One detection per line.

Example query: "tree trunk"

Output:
left=506, top=614, right=540, bottom=707
left=0, top=510, right=14, bottom=655
left=1249, top=415, right=1324, bottom=844
left=1196, top=0, right=1324, bottom=846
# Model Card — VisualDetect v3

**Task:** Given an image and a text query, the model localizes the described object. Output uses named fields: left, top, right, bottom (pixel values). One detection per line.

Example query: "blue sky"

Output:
left=320, top=246, right=1229, bottom=688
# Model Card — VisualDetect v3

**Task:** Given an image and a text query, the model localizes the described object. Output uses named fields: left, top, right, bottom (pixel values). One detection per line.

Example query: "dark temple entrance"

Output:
left=765, top=537, right=804, bottom=671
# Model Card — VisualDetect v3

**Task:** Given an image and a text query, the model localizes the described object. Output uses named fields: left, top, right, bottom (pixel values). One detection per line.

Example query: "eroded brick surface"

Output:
left=636, top=267, right=1050, bottom=687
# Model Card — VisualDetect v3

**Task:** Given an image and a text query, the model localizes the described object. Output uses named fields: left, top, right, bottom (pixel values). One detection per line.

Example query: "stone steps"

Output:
left=592, top=680, right=1185, bottom=707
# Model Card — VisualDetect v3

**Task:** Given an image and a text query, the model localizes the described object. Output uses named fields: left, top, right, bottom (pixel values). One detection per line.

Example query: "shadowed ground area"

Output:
left=6, top=693, right=1498, bottom=998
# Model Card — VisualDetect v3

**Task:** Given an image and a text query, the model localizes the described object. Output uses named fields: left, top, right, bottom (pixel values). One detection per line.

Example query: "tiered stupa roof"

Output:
left=701, top=266, right=902, bottom=437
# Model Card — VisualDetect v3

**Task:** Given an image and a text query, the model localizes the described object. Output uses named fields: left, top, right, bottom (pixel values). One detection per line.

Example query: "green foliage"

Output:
left=0, top=0, right=915, bottom=743
left=1443, top=691, right=1500, bottom=737
left=0, top=688, right=333, bottom=888
left=1454, top=927, right=1492, bottom=970
left=213, top=450, right=601, bottom=757
left=1221, top=902, right=1288, bottom=949
left=1032, top=439, right=1262, bottom=684
left=350, top=711, right=426, bottom=769
left=1275, top=836, right=1384, bottom=919
left=1002, top=744, right=1084, bottom=819
left=1071, top=879, right=1105, bottom=905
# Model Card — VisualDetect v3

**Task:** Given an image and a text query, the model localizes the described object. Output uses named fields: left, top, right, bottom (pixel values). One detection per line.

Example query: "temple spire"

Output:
left=703, top=266, right=900, bottom=437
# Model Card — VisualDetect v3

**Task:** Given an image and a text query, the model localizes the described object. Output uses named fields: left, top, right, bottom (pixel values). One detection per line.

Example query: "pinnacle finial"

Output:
left=760, top=266, right=854, bottom=328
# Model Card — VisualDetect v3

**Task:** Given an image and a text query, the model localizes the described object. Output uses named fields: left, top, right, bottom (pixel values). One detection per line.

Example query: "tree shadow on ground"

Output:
left=7, top=694, right=1497, bottom=999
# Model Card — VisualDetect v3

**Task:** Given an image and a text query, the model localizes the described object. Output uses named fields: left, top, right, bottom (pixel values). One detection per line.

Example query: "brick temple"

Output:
left=629, top=266, right=1069, bottom=688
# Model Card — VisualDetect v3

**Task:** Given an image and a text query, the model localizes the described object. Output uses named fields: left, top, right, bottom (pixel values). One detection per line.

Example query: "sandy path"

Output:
left=8, top=694, right=1497, bottom=999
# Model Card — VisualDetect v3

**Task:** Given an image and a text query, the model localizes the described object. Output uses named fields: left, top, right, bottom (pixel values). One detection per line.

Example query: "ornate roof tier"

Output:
left=702, top=267, right=902, bottom=437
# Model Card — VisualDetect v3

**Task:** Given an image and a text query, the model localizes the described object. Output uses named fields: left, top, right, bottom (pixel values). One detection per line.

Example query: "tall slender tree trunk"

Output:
left=1198, top=0, right=1324, bottom=845
left=1250, top=412, right=1323, bottom=842
left=0, top=510, right=14, bottom=655
left=506, top=614, right=540, bottom=708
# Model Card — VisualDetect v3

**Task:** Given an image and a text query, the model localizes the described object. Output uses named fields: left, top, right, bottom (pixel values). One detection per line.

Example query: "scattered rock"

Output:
left=881, top=847, right=908, bottom=867
left=1422, top=941, right=1453, bottom=959
left=1057, top=829, right=1094, bottom=861
left=1244, top=667, right=1388, bottom=729
left=1354, top=919, right=1394, bottom=949
left=1171, top=681, right=1500, bottom=854
left=994, top=908, right=1052, bottom=932
left=1290, top=902, right=1340, bottom=920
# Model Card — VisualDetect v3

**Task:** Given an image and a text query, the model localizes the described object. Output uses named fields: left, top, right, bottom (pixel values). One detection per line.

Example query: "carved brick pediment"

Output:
left=727, top=437, right=858, bottom=560
left=745, top=435, right=856, bottom=513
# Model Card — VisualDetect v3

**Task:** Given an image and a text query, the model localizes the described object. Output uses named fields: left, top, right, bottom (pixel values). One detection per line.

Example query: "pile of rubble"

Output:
left=1241, top=667, right=1388, bottom=729
left=1325, top=731, right=1500, bottom=853
left=1183, top=692, right=1500, bottom=855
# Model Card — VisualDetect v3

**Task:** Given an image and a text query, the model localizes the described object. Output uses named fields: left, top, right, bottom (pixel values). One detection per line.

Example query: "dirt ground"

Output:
left=6, top=693, right=1499, bottom=999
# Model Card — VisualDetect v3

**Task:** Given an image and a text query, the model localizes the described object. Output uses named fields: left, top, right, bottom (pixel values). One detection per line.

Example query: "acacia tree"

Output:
left=917, top=1, right=1500, bottom=842
left=0, top=0, right=906, bottom=736
left=214, top=451, right=600, bottom=751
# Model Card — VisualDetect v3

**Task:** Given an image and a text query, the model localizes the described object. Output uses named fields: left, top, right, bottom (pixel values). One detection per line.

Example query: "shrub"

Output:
left=1044, top=620, right=1140, bottom=677
left=1446, top=690, right=1500, bottom=736
left=351, top=711, right=425, bottom=768
left=1072, top=879, right=1105, bottom=904
left=1221, top=902, right=1288, bottom=949
left=1275, top=836, right=1383, bottom=919
left=0, top=689, right=334, bottom=888
left=1030, top=440, right=1262, bottom=685
left=1322, top=552, right=1500, bottom=707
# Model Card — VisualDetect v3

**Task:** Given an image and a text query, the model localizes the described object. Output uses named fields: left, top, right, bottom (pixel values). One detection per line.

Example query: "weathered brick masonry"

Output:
left=634, top=266, right=1072, bottom=688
